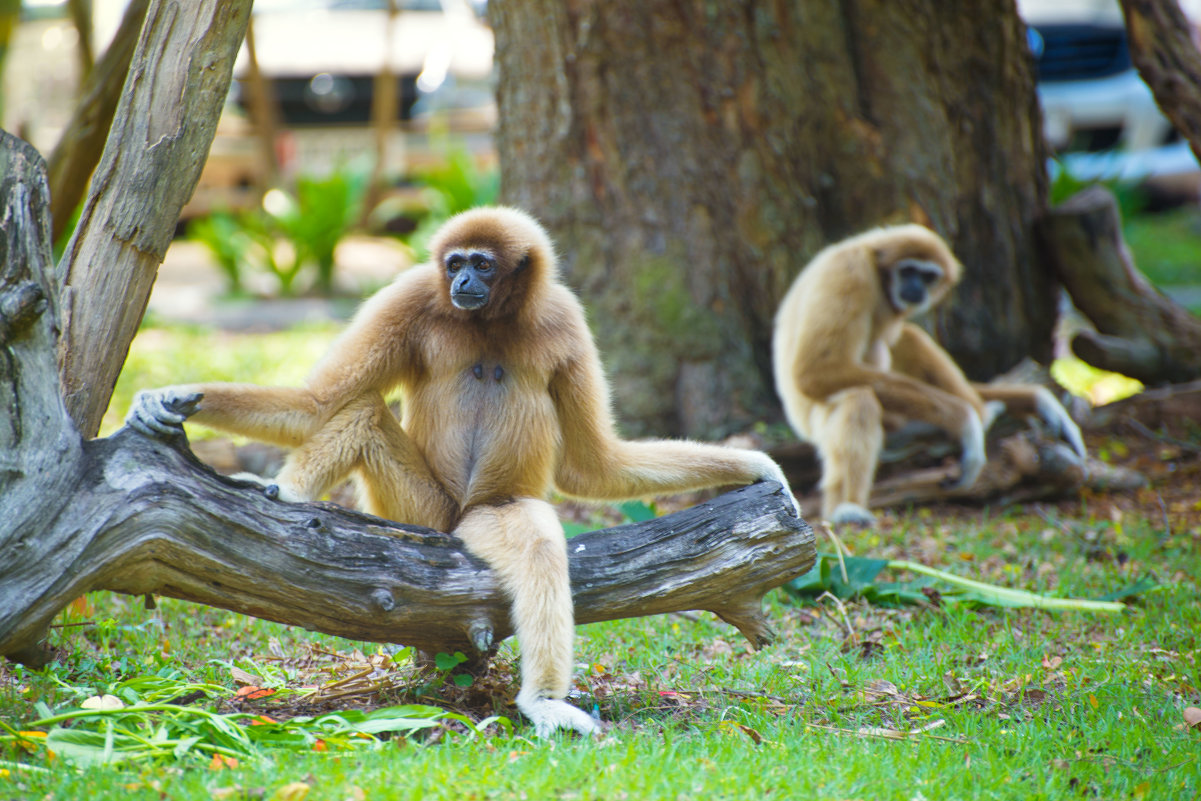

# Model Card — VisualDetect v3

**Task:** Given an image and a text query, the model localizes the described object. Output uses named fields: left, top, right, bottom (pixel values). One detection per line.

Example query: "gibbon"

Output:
left=129, top=206, right=798, bottom=737
left=771, top=224, right=1084, bottom=528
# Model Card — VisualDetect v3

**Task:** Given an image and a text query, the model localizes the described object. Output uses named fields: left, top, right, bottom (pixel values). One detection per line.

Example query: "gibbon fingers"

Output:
left=771, top=224, right=1084, bottom=529
left=128, top=206, right=798, bottom=738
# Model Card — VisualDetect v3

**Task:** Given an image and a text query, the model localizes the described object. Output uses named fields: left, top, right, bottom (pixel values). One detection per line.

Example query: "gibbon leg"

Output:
left=276, top=394, right=457, bottom=530
left=815, top=388, right=883, bottom=527
left=454, top=499, right=598, bottom=738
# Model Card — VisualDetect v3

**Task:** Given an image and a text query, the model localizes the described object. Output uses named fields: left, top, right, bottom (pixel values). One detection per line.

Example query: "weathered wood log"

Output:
left=1040, top=186, right=1201, bottom=385
left=2, top=427, right=810, bottom=665
left=56, top=0, right=253, bottom=439
left=1, top=129, right=814, bottom=668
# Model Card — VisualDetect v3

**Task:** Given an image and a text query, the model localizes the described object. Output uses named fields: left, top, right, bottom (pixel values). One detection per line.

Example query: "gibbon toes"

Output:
left=829, top=502, right=877, bottom=528
left=516, top=691, right=600, bottom=738
left=126, top=387, right=203, bottom=438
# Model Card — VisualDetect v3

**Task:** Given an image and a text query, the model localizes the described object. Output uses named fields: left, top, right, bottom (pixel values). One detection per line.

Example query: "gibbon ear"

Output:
left=516, top=252, right=532, bottom=274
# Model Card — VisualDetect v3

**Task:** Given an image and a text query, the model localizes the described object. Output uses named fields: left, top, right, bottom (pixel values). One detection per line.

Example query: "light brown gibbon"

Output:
left=128, top=206, right=798, bottom=738
left=771, top=224, right=1084, bottom=529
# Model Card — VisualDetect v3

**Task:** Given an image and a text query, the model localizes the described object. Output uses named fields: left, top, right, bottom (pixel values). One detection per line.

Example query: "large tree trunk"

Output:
left=56, top=0, right=253, bottom=439
left=491, top=0, right=1053, bottom=438
left=1, top=131, right=813, bottom=667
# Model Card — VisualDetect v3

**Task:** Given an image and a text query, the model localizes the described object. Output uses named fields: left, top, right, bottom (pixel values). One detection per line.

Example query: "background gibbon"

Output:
left=771, top=224, right=1084, bottom=528
left=129, top=206, right=798, bottom=737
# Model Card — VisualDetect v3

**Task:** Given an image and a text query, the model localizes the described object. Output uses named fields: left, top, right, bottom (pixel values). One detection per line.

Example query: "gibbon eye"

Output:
left=476, top=260, right=494, bottom=273
left=447, top=257, right=463, bottom=273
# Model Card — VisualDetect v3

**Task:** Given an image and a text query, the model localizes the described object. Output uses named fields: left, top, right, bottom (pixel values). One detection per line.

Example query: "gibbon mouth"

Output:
left=451, top=292, right=488, bottom=310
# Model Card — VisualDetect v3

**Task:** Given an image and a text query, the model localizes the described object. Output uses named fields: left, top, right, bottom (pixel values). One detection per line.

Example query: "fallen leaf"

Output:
left=235, top=686, right=276, bottom=700
left=209, top=754, right=239, bottom=771
left=271, top=782, right=311, bottom=801
left=230, top=667, right=264, bottom=686
left=1041, top=654, right=1063, bottom=670
left=81, top=694, right=124, bottom=710
left=1184, top=707, right=1201, bottom=730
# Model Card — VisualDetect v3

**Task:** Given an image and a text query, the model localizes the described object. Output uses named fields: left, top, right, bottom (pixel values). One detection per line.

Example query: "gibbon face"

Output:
left=428, top=207, right=553, bottom=319
left=871, top=225, right=961, bottom=317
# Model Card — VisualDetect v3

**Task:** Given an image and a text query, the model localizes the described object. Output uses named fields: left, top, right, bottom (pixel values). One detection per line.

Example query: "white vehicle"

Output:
left=1021, top=0, right=1200, bottom=196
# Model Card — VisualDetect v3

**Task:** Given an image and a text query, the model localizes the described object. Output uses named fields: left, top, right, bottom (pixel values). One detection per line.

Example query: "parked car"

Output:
left=235, top=0, right=493, bottom=127
left=1020, top=0, right=1201, bottom=198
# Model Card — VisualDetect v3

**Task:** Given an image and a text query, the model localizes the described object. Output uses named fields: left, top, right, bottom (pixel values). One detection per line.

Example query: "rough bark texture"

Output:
left=491, top=0, right=1053, bottom=438
left=47, top=0, right=150, bottom=244
left=1, top=130, right=814, bottom=665
left=1119, top=0, right=1201, bottom=166
left=1041, top=186, right=1201, bottom=384
left=56, top=0, right=253, bottom=439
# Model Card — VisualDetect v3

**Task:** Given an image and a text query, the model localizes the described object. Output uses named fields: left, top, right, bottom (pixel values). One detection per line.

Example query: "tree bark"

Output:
left=56, top=0, right=253, bottom=440
left=1, top=130, right=814, bottom=666
left=1119, top=0, right=1201, bottom=166
left=46, top=0, right=150, bottom=245
left=491, top=0, right=1053, bottom=438
left=1040, top=185, right=1201, bottom=384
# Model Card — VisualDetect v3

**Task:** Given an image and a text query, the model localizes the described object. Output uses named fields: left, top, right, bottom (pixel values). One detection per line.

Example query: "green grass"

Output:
left=1124, top=205, right=1201, bottom=288
left=2, top=501, right=1197, bottom=799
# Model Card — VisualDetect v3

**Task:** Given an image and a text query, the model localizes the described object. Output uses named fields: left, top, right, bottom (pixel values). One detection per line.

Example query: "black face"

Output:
left=894, top=259, right=943, bottom=308
left=445, top=249, right=497, bottom=311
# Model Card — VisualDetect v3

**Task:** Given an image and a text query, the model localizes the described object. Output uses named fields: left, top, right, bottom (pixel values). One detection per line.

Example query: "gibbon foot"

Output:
left=1033, top=387, right=1086, bottom=459
left=125, top=387, right=203, bottom=437
left=829, top=502, right=877, bottom=528
left=516, top=690, right=600, bottom=738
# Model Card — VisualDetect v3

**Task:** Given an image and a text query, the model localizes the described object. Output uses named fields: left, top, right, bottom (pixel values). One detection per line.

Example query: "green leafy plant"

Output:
left=784, top=552, right=1146, bottom=610
left=1, top=673, right=500, bottom=769
left=400, top=140, right=499, bottom=257
left=187, top=211, right=254, bottom=295
left=189, top=165, right=368, bottom=297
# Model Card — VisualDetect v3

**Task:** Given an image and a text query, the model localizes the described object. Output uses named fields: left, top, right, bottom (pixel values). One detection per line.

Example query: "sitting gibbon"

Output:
left=771, top=224, right=1084, bottom=528
left=129, top=206, right=798, bottom=737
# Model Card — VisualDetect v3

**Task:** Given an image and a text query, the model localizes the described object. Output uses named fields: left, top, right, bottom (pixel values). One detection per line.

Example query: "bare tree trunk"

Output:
left=1119, top=0, right=1201, bottom=166
left=56, top=0, right=253, bottom=439
left=491, top=0, right=1052, bottom=438
left=46, top=0, right=150, bottom=244
left=2, top=130, right=813, bottom=667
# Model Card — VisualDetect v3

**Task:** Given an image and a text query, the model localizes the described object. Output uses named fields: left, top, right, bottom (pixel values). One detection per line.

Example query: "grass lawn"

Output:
left=1, top=498, right=1197, bottom=800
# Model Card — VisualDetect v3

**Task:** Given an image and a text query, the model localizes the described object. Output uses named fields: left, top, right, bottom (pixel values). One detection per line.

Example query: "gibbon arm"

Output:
left=551, top=335, right=788, bottom=502
left=888, top=323, right=990, bottom=418
left=130, top=279, right=424, bottom=446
